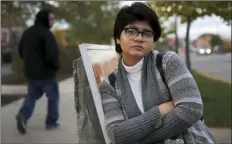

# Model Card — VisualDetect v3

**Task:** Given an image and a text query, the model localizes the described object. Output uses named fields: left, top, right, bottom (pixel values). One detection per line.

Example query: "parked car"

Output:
left=1, top=36, right=12, bottom=64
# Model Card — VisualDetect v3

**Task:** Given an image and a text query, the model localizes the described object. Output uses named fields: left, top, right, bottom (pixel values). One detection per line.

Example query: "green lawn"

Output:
left=192, top=71, right=231, bottom=128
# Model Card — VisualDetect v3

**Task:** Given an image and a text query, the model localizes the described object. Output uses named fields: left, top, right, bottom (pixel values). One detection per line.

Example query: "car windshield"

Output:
left=200, top=47, right=209, bottom=49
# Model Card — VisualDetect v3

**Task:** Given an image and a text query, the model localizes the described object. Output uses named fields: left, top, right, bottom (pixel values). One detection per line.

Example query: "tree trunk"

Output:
left=185, top=16, right=192, bottom=72
left=8, top=13, right=15, bottom=49
left=175, top=15, right=179, bottom=54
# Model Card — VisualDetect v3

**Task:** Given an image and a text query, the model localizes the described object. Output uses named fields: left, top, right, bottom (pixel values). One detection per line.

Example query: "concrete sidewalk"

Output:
left=1, top=78, right=78, bottom=143
left=210, top=128, right=231, bottom=144
left=1, top=77, right=231, bottom=143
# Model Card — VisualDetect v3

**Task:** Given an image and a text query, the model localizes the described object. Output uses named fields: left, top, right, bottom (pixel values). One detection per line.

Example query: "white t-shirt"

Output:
left=122, top=58, right=144, bottom=113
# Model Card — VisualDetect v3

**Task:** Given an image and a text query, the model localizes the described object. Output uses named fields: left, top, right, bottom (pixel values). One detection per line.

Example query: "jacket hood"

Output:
left=34, top=9, right=53, bottom=28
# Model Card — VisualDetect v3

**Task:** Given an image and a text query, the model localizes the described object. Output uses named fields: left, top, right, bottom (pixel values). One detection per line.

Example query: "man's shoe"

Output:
left=16, top=114, right=27, bottom=134
left=46, top=123, right=60, bottom=130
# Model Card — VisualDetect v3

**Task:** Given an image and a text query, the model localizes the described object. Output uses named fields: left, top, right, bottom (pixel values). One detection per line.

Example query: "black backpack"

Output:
left=108, top=52, right=204, bottom=121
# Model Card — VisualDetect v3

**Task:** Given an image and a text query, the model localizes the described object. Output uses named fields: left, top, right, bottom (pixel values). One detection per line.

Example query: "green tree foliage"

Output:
left=210, top=35, right=223, bottom=47
left=1, top=1, right=38, bottom=27
left=53, top=1, right=120, bottom=45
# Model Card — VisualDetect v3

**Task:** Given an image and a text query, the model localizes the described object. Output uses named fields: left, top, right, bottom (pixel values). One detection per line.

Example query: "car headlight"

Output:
left=199, top=49, right=205, bottom=54
left=206, top=49, right=211, bottom=54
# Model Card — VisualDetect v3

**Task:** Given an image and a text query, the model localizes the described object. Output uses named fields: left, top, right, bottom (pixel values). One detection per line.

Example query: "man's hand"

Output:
left=158, top=101, right=175, bottom=116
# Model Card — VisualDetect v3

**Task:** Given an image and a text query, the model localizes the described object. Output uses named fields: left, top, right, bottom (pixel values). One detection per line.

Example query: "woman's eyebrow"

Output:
left=125, top=26, right=153, bottom=32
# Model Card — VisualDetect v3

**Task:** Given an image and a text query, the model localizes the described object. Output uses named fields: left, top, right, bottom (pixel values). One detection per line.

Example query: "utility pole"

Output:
left=175, top=15, right=179, bottom=54
left=185, top=16, right=192, bottom=72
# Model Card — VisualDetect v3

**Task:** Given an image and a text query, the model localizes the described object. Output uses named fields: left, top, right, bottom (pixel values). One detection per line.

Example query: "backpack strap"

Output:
left=108, top=72, right=116, bottom=88
left=156, top=52, right=166, bottom=85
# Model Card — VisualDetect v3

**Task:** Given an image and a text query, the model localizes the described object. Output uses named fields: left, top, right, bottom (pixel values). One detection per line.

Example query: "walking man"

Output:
left=16, top=9, right=60, bottom=134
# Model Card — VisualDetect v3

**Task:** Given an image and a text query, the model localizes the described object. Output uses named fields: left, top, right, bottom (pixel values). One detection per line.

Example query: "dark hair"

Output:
left=113, top=2, right=161, bottom=54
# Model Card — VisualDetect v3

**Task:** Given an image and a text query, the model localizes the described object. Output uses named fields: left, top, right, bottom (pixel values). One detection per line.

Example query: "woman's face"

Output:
left=116, top=21, right=154, bottom=59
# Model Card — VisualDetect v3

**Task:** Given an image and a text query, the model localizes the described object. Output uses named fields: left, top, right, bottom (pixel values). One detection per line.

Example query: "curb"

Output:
left=196, top=71, right=231, bottom=84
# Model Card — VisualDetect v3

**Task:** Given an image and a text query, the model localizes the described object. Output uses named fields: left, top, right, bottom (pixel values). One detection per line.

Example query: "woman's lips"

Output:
left=132, top=45, right=143, bottom=50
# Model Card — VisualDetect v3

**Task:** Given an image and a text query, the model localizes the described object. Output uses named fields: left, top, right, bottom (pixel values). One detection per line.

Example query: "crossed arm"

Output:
left=100, top=52, right=203, bottom=144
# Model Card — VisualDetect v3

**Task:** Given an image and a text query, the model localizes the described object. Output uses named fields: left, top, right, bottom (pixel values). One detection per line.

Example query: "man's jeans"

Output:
left=18, top=79, right=60, bottom=126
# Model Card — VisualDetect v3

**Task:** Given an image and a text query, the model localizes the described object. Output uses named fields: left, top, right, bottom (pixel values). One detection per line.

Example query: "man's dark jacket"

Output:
left=19, top=10, right=60, bottom=80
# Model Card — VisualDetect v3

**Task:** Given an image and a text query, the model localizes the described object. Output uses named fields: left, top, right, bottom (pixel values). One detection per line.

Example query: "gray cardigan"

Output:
left=100, top=51, right=215, bottom=144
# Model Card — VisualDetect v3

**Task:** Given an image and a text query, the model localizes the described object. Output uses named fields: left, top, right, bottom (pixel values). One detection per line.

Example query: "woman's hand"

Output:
left=158, top=101, right=175, bottom=116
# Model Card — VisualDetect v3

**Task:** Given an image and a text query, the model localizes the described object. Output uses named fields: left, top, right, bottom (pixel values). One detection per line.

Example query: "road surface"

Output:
left=179, top=52, right=231, bottom=83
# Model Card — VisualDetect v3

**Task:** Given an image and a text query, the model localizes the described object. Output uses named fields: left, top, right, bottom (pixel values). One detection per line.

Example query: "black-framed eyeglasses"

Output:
left=124, top=28, right=154, bottom=39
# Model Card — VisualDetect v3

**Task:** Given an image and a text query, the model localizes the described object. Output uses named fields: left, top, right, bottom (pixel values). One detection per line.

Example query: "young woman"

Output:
left=100, top=2, right=215, bottom=144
